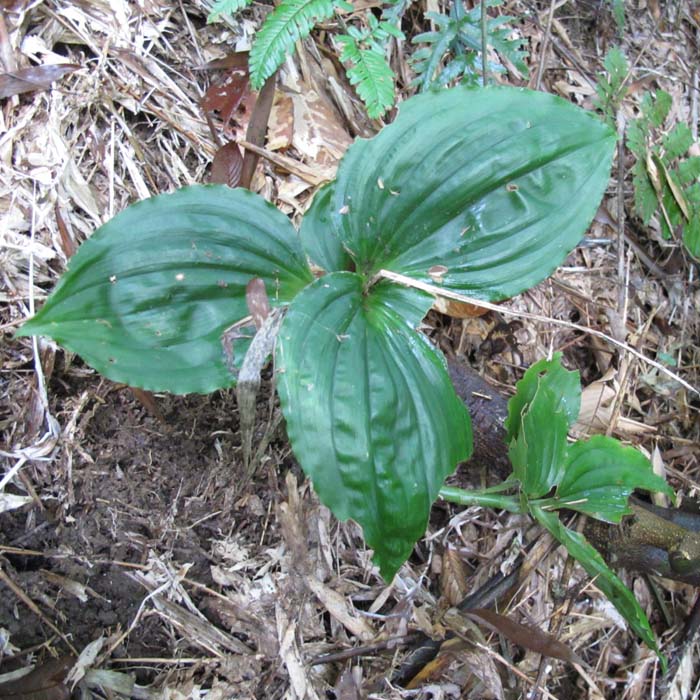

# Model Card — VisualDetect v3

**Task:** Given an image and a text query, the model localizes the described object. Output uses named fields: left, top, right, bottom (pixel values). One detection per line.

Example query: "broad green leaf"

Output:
left=531, top=506, right=664, bottom=665
left=249, top=0, right=338, bottom=90
left=276, top=272, right=473, bottom=579
left=18, top=185, right=312, bottom=394
left=300, top=183, right=351, bottom=273
left=505, top=353, right=580, bottom=443
left=547, top=435, right=674, bottom=522
left=508, top=383, right=568, bottom=498
left=303, top=86, right=615, bottom=299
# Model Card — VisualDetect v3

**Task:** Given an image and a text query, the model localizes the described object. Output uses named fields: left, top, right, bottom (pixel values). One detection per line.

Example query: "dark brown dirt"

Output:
left=0, top=364, right=293, bottom=666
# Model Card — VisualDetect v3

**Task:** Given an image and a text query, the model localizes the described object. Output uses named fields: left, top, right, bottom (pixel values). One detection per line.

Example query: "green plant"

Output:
left=609, top=0, right=625, bottom=34
left=628, top=89, right=700, bottom=258
left=440, top=354, right=673, bottom=663
left=593, top=46, right=628, bottom=128
left=207, top=0, right=402, bottom=118
left=336, top=12, right=404, bottom=118
left=207, top=0, right=527, bottom=118
left=409, top=0, right=527, bottom=91
left=18, top=85, right=615, bottom=581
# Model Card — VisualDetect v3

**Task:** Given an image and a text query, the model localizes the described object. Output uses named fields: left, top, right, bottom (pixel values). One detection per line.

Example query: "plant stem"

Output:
left=480, top=0, right=488, bottom=87
left=439, top=485, right=522, bottom=512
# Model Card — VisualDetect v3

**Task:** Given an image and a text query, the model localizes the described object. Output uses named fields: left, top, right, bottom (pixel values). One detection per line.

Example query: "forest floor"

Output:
left=1, top=0, right=699, bottom=698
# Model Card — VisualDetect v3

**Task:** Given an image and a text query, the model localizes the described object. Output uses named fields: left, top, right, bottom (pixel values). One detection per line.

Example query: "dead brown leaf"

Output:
left=201, top=62, right=251, bottom=133
left=267, top=91, right=294, bottom=151
left=0, top=64, right=78, bottom=99
left=433, top=296, right=491, bottom=318
left=209, top=141, right=243, bottom=188
left=0, top=657, right=75, bottom=700
left=464, top=608, right=582, bottom=666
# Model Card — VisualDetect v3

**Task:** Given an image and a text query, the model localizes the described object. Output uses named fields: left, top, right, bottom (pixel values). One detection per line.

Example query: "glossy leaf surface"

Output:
left=531, top=506, right=663, bottom=664
left=18, top=186, right=312, bottom=394
left=505, top=353, right=580, bottom=442
left=508, top=382, right=568, bottom=498
left=276, top=272, right=473, bottom=578
left=300, top=183, right=351, bottom=273
left=550, top=435, right=674, bottom=523
left=302, top=86, right=615, bottom=300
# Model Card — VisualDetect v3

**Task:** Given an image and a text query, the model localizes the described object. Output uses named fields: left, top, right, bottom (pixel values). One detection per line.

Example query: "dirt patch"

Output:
left=1, top=360, right=310, bottom=679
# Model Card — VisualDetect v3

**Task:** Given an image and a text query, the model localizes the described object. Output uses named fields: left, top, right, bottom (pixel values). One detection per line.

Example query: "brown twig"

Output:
left=534, top=0, right=557, bottom=91
left=239, top=72, right=278, bottom=190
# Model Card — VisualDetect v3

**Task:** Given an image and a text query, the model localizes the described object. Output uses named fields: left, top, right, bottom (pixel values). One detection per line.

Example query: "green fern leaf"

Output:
left=641, top=90, right=671, bottom=128
left=678, top=156, right=700, bottom=185
left=626, top=119, right=647, bottom=158
left=484, top=15, right=529, bottom=76
left=662, top=123, right=693, bottom=161
left=410, top=15, right=459, bottom=91
left=249, top=0, right=338, bottom=90
left=631, top=161, right=658, bottom=224
left=339, top=38, right=395, bottom=119
left=208, top=0, right=254, bottom=22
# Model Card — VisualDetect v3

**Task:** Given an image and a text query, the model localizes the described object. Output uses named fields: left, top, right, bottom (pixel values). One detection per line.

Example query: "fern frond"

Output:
left=207, top=0, right=254, bottom=22
left=339, top=38, right=395, bottom=119
left=249, top=0, right=338, bottom=90
left=483, top=16, right=528, bottom=77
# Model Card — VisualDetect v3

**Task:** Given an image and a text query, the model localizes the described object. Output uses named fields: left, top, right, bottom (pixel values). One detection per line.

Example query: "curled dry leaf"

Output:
left=0, top=63, right=79, bottom=99
left=573, top=373, right=654, bottom=436
left=66, top=636, right=104, bottom=686
left=237, top=307, right=285, bottom=470
left=209, top=141, right=244, bottom=188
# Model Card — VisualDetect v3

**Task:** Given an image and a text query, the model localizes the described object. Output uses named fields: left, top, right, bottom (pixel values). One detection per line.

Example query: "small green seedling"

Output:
left=593, top=46, right=629, bottom=128
left=410, top=0, right=527, bottom=91
left=19, top=85, right=615, bottom=581
left=441, top=354, right=673, bottom=664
